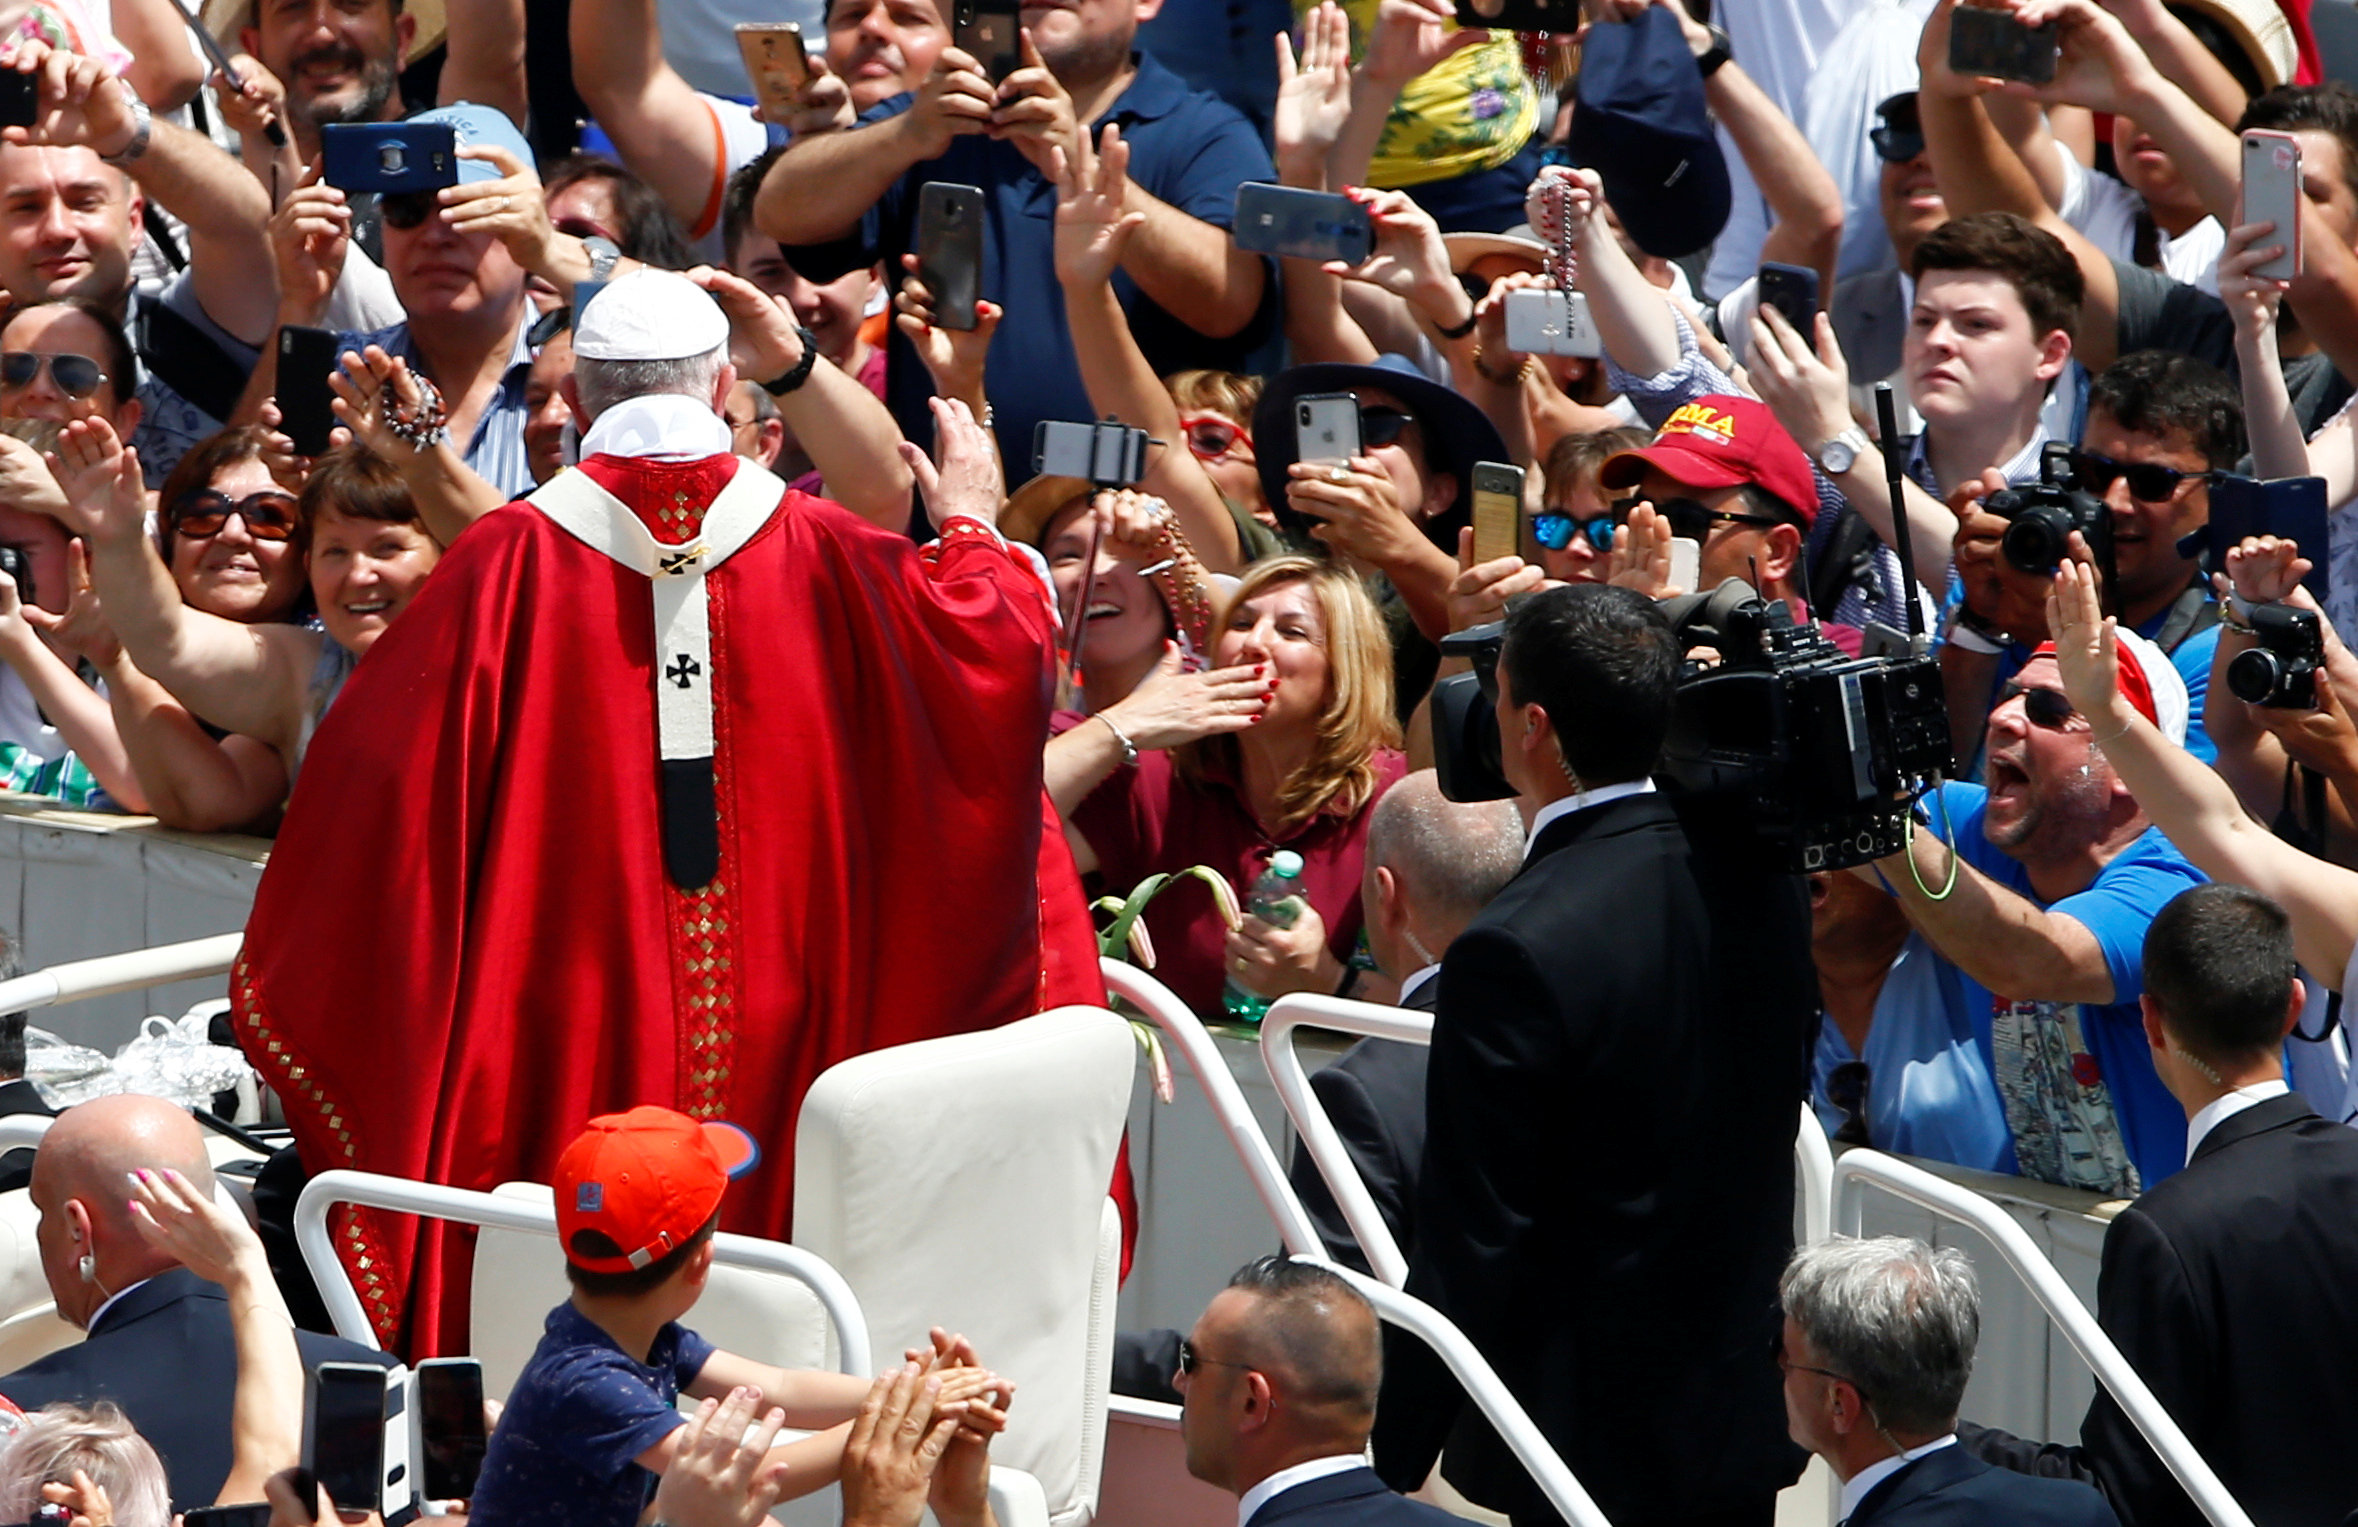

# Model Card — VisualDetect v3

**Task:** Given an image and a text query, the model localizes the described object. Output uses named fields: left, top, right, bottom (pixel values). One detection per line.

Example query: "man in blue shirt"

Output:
left=1871, top=632, right=2205, bottom=1197
left=750, top=0, right=1276, bottom=460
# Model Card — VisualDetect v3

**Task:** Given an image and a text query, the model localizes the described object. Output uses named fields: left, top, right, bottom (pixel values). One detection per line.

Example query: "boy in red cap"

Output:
left=468, top=1106, right=1004, bottom=1527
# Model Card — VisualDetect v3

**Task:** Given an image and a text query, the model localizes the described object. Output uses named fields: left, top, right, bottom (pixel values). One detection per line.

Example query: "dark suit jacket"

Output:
left=1248, top=1464, right=1465, bottom=1527
left=1851, top=1445, right=2118, bottom=1527
left=1285, top=977, right=1434, bottom=1275
left=0, top=1076, right=55, bottom=1194
left=0, top=1267, right=396, bottom=1509
left=1370, top=792, right=1817, bottom=1525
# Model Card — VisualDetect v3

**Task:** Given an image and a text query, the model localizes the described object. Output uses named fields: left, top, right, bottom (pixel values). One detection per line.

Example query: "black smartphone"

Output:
left=1757, top=262, right=1821, bottom=333
left=1947, top=5, right=2059, bottom=86
left=304, top=1362, right=387, bottom=1517
left=0, top=544, right=37, bottom=610
left=2197, top=474, right=2332, bottom=603
left=185, top=1507, right=274, bottom=1527
left=320, top=123, right=460, bottom=194
left=953, top=0, right=1023, bottom=82
left=0, top=71, right=36, bottom=131
left=416, top=1357, right=488, bottom=1502
left=277, top=325, right=342, bottom=457
left=1231, top=183, right=1373, bottom=266
left=1033, top=419, right=1148, bottom=484
left=915, top=182, right=986, bottom=332
left=1449, top=0, right=1578, bottom=30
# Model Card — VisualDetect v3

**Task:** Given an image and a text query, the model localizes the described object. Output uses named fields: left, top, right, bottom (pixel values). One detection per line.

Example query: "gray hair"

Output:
left=1780, top=1237, right=1979, bottom=1436
left=573, top=342, right=729, bottom=421
left=1365, top=771, right=1523, bottom=923
left=0, top=1403, right=171, bottom=1527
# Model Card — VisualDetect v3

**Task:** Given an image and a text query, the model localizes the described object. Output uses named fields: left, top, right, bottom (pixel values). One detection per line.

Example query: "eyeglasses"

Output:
left=1770, top=1331, right=1859, bottom=1389
left=1827, top=1059, right=1872, bottom=1148
left=1176, top=1337, right=1255, bottom=1378
left=379, top=190, right=438, bottom=231
left=2067, top=449, right=2212, bottom=504
left=1359, top=406, right=1415, bottom=449
left=0, top=352, right=106, bottom=399
left=1612, top=495, right=1787, bottom=542
left=1870, top=124, right=1926, bottom=164
left=1181, top=414, right=1249, bottom=462
left=169, top=489, right=299, bottom=543
left=1996, top=680, right=2078, bottom=730
left=1532, top=509, right=1615, bottom=555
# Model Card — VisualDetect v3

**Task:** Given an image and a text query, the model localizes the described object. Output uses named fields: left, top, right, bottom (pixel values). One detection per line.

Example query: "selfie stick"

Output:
left=1874, top=382, right=1924, bottom=642
left=172, top=0, right=288, bottom=148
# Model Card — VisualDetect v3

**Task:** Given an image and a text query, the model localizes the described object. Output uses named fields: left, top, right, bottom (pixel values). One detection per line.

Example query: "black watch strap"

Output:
left=1435, top=304, right=1480, bottom=340
left=759, top=326, right=822, bottom=397
left=1697, top=24, right=1732, bottom=76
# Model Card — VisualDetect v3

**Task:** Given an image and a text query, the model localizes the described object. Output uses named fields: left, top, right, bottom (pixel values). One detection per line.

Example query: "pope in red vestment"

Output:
left=232, top=271, right=1105, bottom=1352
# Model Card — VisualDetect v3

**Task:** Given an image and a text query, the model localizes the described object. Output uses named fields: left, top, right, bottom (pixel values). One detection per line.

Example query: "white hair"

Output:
left=0, top=1403, right=171, bottom=1527
left=573, top=342, right=730, bottom=421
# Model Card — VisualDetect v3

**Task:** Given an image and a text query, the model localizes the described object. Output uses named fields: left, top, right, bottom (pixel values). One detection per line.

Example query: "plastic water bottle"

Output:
left=1223, top=850, right=1305, bottom=1026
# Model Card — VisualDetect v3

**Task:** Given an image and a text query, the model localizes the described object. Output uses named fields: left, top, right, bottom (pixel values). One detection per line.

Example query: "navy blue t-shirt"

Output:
left=797, top=52, right=1278, bottom=468
left=466, top=1302, right=715, bottom=1527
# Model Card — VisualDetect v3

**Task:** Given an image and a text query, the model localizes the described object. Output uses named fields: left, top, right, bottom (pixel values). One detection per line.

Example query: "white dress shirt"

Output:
left=1838, top=1434, right=1958, bottom=1523
left=2185, top=1079, right=2292, bottom=1164
left=1235, top=1454, right=1370, bottom=1527
left=1396, top=964, right=1440, bottom=1009
left=1523, top=779, right=1658, bottom=862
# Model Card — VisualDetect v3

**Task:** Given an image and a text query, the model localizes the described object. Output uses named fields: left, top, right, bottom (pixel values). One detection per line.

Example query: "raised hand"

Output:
left=992, top=29, right=1082, bottom=176
left=440, top=144, right=564, bottom=277
left=1360, top=0, right=1488, bottom=91
left=1747, top=308, right=1855, bottom=459
left=1448, top=525, right=1544, bottom=632
left=2217, top=219, right=2290, bottom=345
left=0, top=40, right=142, bottom=157
left=2044, top=545, right=2123, bottom=722
left=903, top=47, right=997, bottom=159
left=1272, top=3, right=1354, bottom=181
left=779, top=54, right=857, bottom=137
left=47, top=418, right=145, bottom=546
left=649, top=1387, right=791, bottom=1527
left=211, top=54, right=288, bottom=146
left=687, top=265, right=813, bottom=391
left=1097, top=642, right=1273, bottom=751
left=22, top=540, right=120, bottom=669
left=893, top=264, right=1000, bottom=402
left=328, top=345, right=434, bottom=460
left=271, top=166, right=354, bottom=328
left=1285, top=455, right=1428, bottom=566
left=1051, top=125, right=1143, bottom=291
left=2223, top=534, right=2312, bottom=607
left=1608, top=502, right=1683, bottom=599
left=902, top=397, right=1006, bottom=530
left=128, top=1166, right=269, bottom=1289
left=1326, top=189, right=1461, bottom=322
left=841, top=1364, right=963, bottom=1527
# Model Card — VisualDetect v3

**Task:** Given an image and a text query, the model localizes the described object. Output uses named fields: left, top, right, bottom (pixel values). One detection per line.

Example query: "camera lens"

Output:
left=1298, top=404, right=1312, bottom=426
left=378, top=142, right=406, bottom=173
left=2000, top=506, right=2069, bottom=575
left=2226, top=647, right=2287, bottom=706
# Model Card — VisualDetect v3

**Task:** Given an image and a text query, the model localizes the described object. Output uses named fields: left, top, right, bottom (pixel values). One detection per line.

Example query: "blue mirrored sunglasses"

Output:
left=1531, top=511, right=1615, bottom=554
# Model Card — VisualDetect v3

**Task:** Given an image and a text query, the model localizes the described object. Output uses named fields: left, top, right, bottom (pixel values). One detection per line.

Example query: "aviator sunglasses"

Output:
left=2067, top=449, right=2213, bottom=504
left=1996, top=679, right=2079, bottom=730
left=0, top=351, right=106, bottom=399
left=169, top=489, right=299, bottom=543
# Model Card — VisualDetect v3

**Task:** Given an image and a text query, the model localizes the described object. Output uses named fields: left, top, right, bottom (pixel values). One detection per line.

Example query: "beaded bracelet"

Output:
left=384, top=375, right=451, bottom=452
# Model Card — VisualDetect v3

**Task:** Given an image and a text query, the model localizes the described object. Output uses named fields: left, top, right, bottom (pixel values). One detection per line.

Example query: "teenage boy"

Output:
left=468, top=1106, right=1005, bottom=1527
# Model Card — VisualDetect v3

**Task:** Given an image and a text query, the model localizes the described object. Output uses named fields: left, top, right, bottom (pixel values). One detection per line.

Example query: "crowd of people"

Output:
left=0, top=0, right=2348, bottom=1519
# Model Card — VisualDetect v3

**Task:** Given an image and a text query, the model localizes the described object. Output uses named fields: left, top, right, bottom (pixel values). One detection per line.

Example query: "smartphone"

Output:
left=1230, top=183, right=1374, bottom=267
left=415, top=1357, right=487, bottom=1503
left=735, top=23, right=809, bottom=123
left=1502, top=288, right=1601, bottom=358
left=0, top=543, right=35, bottom=610
left=1295, top=392, right=1360, bottom=468
left=953, top=0, right=1024, bottom=82
left=915, top=182, right=985, bottom=332
left=1449, top=0, right=1578, bottom=30
left=184, top=1508, right=273, bottom=1527
left=321, top=123, right=459, bottom=194
left=1947, top=5, right=2058, bottom=86
left=2241, top=129, right=2305, bottom=282
left=1033, top=419, right=1148, bottom=484
left=2202, top=474, right=2331, bottom=602
left=0, top=417, right=60, bottom=455
left=276, top=325, right=342, bottom=457
left=1470, top=462, right=1526, bottom=565
left=1668, top=537, right=1701, bottom=592
left=305, top=1362, right=388, bottom=1517
left=1757, top=262, right=1821, bottom=334
left=0, top=71, right=36, bottom=131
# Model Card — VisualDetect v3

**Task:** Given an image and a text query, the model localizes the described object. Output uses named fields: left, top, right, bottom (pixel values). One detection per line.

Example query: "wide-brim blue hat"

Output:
left=1568, top=7, right=1731, bottom=259
left=1252, top=357, right=1509, bottom=552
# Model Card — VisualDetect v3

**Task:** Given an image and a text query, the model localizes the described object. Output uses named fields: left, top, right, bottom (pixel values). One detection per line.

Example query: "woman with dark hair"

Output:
left=541, top=153, right=698, bottom=271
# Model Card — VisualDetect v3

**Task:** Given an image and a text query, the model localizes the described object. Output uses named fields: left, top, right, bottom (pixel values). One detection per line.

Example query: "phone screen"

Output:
left=1470, top=463, right=1525, bottom=565
left=184, top=1508, right=274, bottom=1527
left=417, top=1360, right=488, bottom=1502
left=306, top=1364, right=386, bottom=1515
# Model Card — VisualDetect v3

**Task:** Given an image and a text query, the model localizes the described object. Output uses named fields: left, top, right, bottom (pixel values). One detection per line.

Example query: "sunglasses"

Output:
left=1826, top=1059, right=1871, bottom=1148
left=1359, top=406, right=1415, bottom=449
left=379, top=190, right=439, bottom=231
left=0, top=351, right=106, bottom=399
left=2068, top=449, right=2211, bottom=504
left=169, top=489, right=299, bottom=543
left=1996, top=680, right=2078, bottom=730
left=1532, top=509, right=1615, bottom=554
left=1175, top=1337, right=1254, bottom=1378
left=1611, top=495, right=1786, bottom=541
left=1870, top=124, right=1926, bottom=164
left=1181, top=414, right=1249, bottom=462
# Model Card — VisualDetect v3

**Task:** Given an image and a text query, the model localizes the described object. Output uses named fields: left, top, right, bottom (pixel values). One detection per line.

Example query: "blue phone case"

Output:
left=321, top=123, right=459, bottom=194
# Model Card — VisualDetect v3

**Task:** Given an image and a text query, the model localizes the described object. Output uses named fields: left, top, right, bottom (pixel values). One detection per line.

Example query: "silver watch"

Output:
left=1816, top=427, right=1873, bottom=475
left=581, top=234, right=622, bottom=283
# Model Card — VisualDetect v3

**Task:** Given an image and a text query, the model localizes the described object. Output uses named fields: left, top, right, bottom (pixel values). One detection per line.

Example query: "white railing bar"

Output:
left=1301, top=1255, right=1612, bottom=1527
left=1100, top=960, right=1325, bottom=1255
left=1260, top=994, right=1426, bottom=1287
left=1795, top=1106, right=1834, bottom=1246
left=1832, top=1151, right=2252, bottom=1527
left=0, top=1115, right=49, bottom=1152
left=294, top=1169, right=873, bottom=1375
left=0, top=931, right=242, bottom=1017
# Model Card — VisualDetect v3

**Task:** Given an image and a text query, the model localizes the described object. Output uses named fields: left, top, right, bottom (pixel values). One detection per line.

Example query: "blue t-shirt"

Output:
left=467, top=1301, right=715, bottom=1527
left=817, top=53, right=1279, bottom=469
left=1812, top=931, right=2012, bottom=1174
left=1922, top=780, right=2206, bottom=1195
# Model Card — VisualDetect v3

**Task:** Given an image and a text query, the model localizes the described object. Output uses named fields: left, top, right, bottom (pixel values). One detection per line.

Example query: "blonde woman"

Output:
left=1049, top=557, right=1406, bottom=1015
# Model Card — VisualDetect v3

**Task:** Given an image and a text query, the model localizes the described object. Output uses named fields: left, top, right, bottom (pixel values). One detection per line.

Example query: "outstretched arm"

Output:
left=567, top=0, right=727, bottom=228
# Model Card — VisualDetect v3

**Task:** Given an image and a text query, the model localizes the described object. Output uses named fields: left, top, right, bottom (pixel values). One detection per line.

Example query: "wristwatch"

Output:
left=1695, top=23, right=1733, bottom=77
left=758, top=325, right=822, bottom=397
left=580, top=234, right=622, bottom=284
left=1816, top=427, right=1874, bottom=476
left=101, top=94, right=152, bottom=170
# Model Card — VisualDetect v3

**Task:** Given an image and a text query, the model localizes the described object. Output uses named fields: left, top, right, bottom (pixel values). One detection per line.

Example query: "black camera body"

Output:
left=1989, top=440, right=2112, bottom=577
left=1430, top=582, right=1952, bottom=871
left=2226, top=602, right=2321, bottom=708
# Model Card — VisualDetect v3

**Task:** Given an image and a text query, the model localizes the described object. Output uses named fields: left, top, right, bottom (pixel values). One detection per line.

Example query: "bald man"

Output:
left=1177, top=1256, right=1458, bottom=1527
left=1286, top=772, right=1523, bottom=1274
left=0, top=1096, right=392, bottom=1509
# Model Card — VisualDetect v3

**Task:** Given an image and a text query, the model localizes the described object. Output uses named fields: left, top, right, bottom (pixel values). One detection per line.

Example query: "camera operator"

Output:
left=1869, top=614, right=2205, bottom=1198
left=1373, top=584, right=1817, bottom=1527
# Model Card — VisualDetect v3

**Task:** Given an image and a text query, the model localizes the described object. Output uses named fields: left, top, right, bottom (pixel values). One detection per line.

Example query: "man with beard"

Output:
left=1867, top=627, right=2204, bottom=1201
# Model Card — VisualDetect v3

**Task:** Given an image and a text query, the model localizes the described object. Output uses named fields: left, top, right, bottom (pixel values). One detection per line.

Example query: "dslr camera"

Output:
left=1989, top=441, right=2112, bottom=577
left=2225, top=603, right=2321, bottom=709
left=1430, top=581, right=1952, bottom=872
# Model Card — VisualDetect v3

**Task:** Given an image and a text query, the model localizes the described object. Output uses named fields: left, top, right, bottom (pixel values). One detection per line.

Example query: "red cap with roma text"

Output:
left=1600, top=394, right=1819, bottom=527
left=554, top=1105, right=759, bottom=1274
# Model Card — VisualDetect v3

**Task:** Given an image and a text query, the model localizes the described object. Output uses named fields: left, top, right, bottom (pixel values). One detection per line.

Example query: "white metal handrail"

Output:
left=0, top=1115, right=49, bottom=1153
left=1260, top=994, right=1837, bottom=1287
left=1102, top=960, right=1609, bottom=1527
left=294, top=1169, right=873, bottom=1374
left=1834, top=1150, right=2254, bottom=1527
left=0, top=931, right=241, bottom=1017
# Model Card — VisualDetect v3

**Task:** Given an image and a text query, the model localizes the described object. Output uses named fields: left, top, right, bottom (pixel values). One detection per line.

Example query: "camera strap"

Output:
left=2150, top=582, right=2219, bottom=655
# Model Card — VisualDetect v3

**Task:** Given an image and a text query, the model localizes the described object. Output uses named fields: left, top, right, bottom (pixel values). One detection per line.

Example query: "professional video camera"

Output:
left=1431, top=580, right=1952, bottom=872
left=1989, top=441, right=2113, bottom=580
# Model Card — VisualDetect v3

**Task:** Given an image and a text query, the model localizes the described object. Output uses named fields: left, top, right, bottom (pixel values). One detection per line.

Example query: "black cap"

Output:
left=1566, top=6, right=1732, bottom=259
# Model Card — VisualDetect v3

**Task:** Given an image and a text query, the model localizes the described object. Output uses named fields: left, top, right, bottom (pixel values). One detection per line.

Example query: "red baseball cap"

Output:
left=1599, top=395, right=1819, bottom=527
left=553, top=1106, right=759, bottom=1274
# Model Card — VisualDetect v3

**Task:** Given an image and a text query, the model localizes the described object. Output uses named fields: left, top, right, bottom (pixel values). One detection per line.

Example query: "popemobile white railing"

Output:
left=293, top=1169, right=875, bottom=1376
left=1100, top=959, right=1612, bottom=1527
left=0, top=930, right=243, bottom=1020
left=1834, top=1150, right=2255, bottom=1527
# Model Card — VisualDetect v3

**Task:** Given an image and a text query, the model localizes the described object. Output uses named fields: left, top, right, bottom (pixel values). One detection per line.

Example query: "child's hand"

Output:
left=650, top=1387, right=789, bottom=1527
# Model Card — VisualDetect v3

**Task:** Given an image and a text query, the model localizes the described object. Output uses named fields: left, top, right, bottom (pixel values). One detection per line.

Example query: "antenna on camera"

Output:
left=1875, top=383, right=1925, bottom=643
